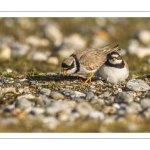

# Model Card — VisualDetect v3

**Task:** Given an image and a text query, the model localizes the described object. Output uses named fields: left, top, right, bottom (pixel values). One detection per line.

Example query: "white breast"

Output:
left=98, top=64, right=129, bottom=84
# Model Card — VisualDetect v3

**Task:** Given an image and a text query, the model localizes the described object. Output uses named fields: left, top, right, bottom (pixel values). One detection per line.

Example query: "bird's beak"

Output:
left=63, top=70, right=67, bottom=75
left=113, top=57, right=117, bottom=61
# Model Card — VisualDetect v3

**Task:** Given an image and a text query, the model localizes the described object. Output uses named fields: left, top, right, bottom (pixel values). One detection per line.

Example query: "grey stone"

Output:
left=40, top=88, right=51, bottom=96
left=117, top=109, right=126, bottom=116
left=86, top=91, right=95, bottom=100
left=39, top=95, right=53, bottom=107
left=28, top=107, right=45, bottom=115
left=43, top=21, right=63, bottom=46
left=115, top=92, right=134, bottom=103
left=142, top=107, right=150, bottom=118
left=46, top=101, right=70, bottom=115
left=74, top=91, right=86, bottom=98
left=11, top=42, right=30, bottom=56
left=30, top=52, right=48, bottom=61
left=141, top=98, right=150, bottom=108
left=89, top=111, right=105, bottom=120
left=15, top=98, right=34, bottom=109
left=76, top=102, right=94, bottom=116
left=126, top=102, right=142, bottom=114
left=58, top=33, right=86, bottom=58
left=42, top=116, right=59, bottom=129
left=126, top=79, right=150, bottom=91
left=50, top=91, right=64, bottom=100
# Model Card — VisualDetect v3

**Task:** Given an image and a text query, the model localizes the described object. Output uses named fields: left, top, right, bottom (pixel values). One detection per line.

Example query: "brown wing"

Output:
left=74, top=44, right=121, bottom=70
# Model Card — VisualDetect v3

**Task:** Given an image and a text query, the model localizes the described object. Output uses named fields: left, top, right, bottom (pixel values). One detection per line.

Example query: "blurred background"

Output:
left=0, top=17, right=150, bottom=75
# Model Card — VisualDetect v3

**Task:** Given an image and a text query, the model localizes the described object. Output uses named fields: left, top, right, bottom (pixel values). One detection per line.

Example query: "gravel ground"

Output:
left=0, top=71, right=150, bottom=131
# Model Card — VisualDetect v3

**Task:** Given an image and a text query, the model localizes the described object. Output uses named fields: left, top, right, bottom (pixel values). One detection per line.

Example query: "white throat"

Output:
left=109, top=59, right=122, bottom=65
left=66, top=60, right=77, bottom=74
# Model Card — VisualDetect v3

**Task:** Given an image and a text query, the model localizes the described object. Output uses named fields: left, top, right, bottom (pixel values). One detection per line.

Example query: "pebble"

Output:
left=138, top=29, right=150, bottom=44
left=17, top=94, right=35, bottom=100
left=46, top=101, right=70, bottom=115
left=115, top=92, right=134, bottom=103
left=142, top=107, right=150, bottom=118
left=58, top=33, right=86, bottom=58
left=30, top=51, right=48, bottom=61
left=140, top=98, right=150, bottom=108
left=76, top=102, right=94, bottom=116
left=126, top=79, right=150, bottom=91
left=89, top=111, right=105, bottom=120
left=42, top=116, right=59, bottom=129
left=126, top=102, right=142, bottom=114
left=0, top=46, right=11, bottom=59
left=15, top=98, right=34, bottom=109
left=50, top=91, right=64, bottom=100
left=25, top=36, right=49, bottom=47
left=40, top=88, right=51, bottom=96
left=10, top=42, right=30, bottom=56
left=43, top=21, right=63, bottom=46
left=47, top=57, right=59, bottom=65
left=28, top=107, right=45, bottom=115
left=86, top=91, right=95, bottom=100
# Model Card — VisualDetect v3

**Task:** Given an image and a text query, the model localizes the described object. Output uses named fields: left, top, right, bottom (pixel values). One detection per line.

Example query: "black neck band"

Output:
left=71, top=54, right=80, bottom=73
left=105, top=60, right=125, bottom=68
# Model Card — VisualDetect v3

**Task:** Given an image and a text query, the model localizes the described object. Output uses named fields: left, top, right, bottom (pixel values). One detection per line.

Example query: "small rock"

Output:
left=86, top=91, right=95, bottom=100
left=112, top=103, right=120, bottom=109
left=15, top=98, right=34, bottom=109
left=10, top=42, right=30, bottom=56
left=142, top=107, right=150, bottom=118
left=117, top=109, right=126, bottom=116
left=27, top=107, right=45, bottom=115
left=43, top=116, right=59, bottom=129
left=76, top=102, right=94, bottom=116
left=74, top=91, right=85, bottom=98
left=46, top=101, right=70, bottom=115
left=140, top=98, right=150, bottom=108
left=43, top=21, right=63, bottom=46
left=126, top=79, right=150, bottom=91
left=40, top=88, right=51, bottom=96
left=115, top=92, right=134, bottom=103
left=50, top=91, right=64, bottom=100
left=138, top=29, right=150, bottom=44
left=47, top=57, right=59, bottom=65
left=1, top=87, right=17, bottom=94
left=57, top=110, right=71, bottom=121
left=0, top=46, right=11, bottom=59
left=17, top=94, right=35, bottom=100
left=58, top=33, right=86, bottom=58
left=30, top=51, right=48, bottom=61
left=25, top=36, right=49, bottom=47
left=89, top=111, right=105, bottom=120
left=126, top=102, right=142, bottom=114
left=103, top=106, right=117, bottom=114
left=99, top=92, right=111, bottom=98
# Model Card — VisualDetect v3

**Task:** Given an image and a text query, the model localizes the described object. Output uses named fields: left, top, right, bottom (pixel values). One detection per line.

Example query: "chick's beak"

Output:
left=63, top=70, right=67, bottom=75
left=113, top=57, right=117, bottom=61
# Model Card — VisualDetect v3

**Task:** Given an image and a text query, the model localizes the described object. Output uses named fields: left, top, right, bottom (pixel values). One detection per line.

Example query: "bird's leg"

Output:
left=81, top=73, right=94, bottom=85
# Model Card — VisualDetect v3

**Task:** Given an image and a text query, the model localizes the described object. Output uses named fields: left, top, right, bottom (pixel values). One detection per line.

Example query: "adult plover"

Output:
left=61, top=44, right=120, bottom=85
left=98, top=51, right=129, bottom=84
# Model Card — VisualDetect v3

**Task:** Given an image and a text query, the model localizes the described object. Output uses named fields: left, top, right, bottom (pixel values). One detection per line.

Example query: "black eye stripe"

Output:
left=62, top=62, right=74, bottom=70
